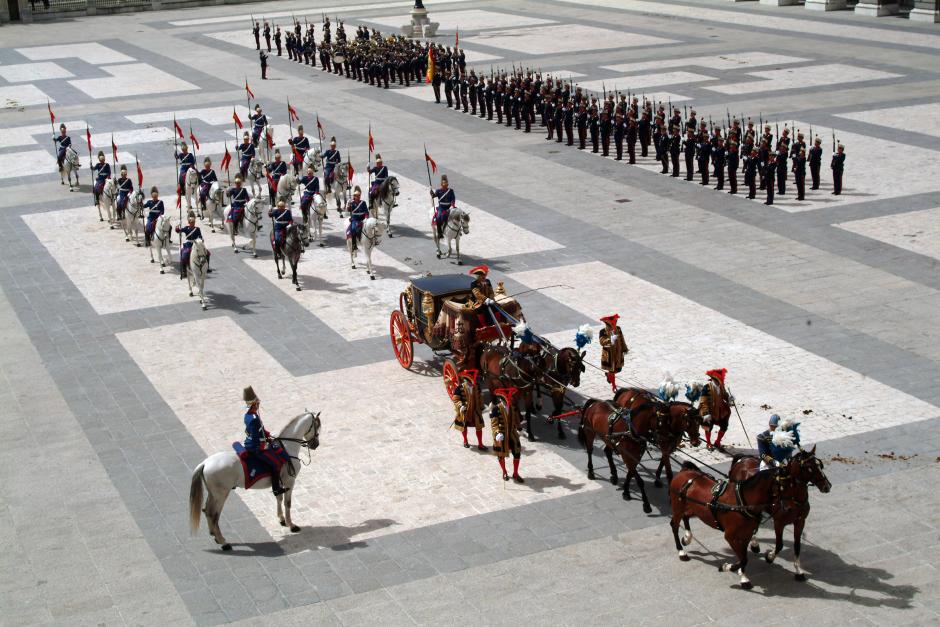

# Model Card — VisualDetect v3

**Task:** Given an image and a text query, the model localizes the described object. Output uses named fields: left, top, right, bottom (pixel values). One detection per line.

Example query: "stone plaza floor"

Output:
left=1, top=0, right=940, bottom=624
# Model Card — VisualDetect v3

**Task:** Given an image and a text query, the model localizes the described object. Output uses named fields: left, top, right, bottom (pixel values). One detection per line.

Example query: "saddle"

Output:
left=606, top=406, right=638, bottom=441
left=231, top=441, right=292, bottom=488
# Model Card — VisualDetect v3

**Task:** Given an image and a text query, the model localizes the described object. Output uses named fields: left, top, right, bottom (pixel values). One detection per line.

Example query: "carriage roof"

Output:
left=410, top=274, right=475, bottom=298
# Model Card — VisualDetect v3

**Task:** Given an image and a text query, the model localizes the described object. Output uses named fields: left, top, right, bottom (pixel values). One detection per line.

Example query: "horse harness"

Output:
left=675, top=469, right=785, bottom=531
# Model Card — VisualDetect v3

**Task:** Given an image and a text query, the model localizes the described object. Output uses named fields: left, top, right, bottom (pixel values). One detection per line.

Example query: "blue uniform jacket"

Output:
left=92, top=162, right=111, bottom=180
left=144, top=199, right=164, bottom=224
left=239, top=141, right=256, bottom=158
left=243, top=411, right=266, bottom=452
left=290, top=135, right=310, bottom=156
left=116, top=177, right=134, bottom=195
left=269, top=206, right=293, bottom=231
left=300, top=175, right=319, bottom=196
left=369, top=165, right=388, bottom=184
left=229, top=186, right=250, bottom=209
left=199, top=168, right=218, bottom=185
left=323, top=149, right=341, bottom=173
left=250, top=113, right=268, bottom=132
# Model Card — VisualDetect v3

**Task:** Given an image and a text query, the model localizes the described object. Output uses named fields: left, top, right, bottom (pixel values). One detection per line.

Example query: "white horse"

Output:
left=245, top=157, right=266, bottom=197
left=306, top=192, right=328, bottom=247
left=230, top=196, right=265, bottom=257
left=325, top=165, right=349, bottom=215
left=370, top=176, right=400, bottom=237
left=59, top=147, right=80, bottom=191
left=187, top=239, right=209, bottom=310
left=189, top=412, right=321, bottom=550
left=149, top=214, right=173, bottom=272
left=276, top=171, right=298, bottom=208
left=123, top=190, right=144, bottom=246
left=349, top=217, right=386, bottom=279
left=183, top=168, right=199, bottom=214
left=257, top=126, right=275, bottom=162
left=303, top=148, right=322, bottom=174
left=204, top=181, right=227, bottom=233
left=98, top=177, right=116, bottom=226
left=433, top=205, right=470, bottom=264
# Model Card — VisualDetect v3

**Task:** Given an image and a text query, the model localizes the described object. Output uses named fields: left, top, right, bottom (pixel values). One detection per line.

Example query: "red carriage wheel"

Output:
left=389, top=310, right=413, bottom=369
left=442, top=357, right=459, bottom=399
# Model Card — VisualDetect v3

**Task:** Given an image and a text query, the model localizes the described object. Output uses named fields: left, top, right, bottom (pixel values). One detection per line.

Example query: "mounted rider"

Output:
left=452, top=369, right=486, bottom=451
left=491, top=387, right=524, bottom=483
left=143, top=186, right=164, bottom=246
left=227, top=176, right=251, bottom=235
left=241, top=386, right=285, bottom=496
left=345, top=186, right=369, bottom=249
left=757, top=414, right=801, bottom=472
left=430, top=174, right=455, bottom=240
left=249, top=104, right=268, bottom=147
left=699, top=368, right=732, bottom=450
left=198, top=157, right=218, bottom=211
left=175, top=211, right=208, bottom=279
left=268, top=199, right=293, bottom=252
left=599, top=314, right=628, bottom=393
left=265, top=150, right=288, bottom=205
left=238, top=131, right=256, bottom=179
left=288, top=124, right=310, bottom=175
left=323, top=137, right=341, bottom=188
left=115, top=164, right=133, bottom=220
left=91, top=151, right=111, bottom=207
left=54, top=123, right=71, bottom=169
left=368, top=153, right=389, bottom=205
left=175, top=141, right=196, bottom=199
left=299, top=165, right=321, bottom=219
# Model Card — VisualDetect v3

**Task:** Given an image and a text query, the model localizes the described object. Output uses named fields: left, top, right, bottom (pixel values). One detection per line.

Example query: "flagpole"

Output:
left=110, top=133, right=116, bottom=173
left=316, top=112, right=325, bottom=176
left=245, top=74, right=251, bottom=111
left=47, top=100, right=57, bottom=166
left=423, top=143, right=435, bottom=213
left=173, top=115, right=181, bottom=239
left=367, top=121, right=372, bottom=193
left=225, top=141, right=232, bottom=186
left=85, top=125, right=93, bottom=169
left=287, top=97, right=294, bottom=139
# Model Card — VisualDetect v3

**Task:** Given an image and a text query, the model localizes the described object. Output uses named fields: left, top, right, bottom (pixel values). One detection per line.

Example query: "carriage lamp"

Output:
left=422, top=291, right=436, bottom=343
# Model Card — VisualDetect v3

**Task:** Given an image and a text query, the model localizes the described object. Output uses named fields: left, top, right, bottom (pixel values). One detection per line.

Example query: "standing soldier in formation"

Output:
left=831, top=144, right=845, bottom=195
left=745, top=147, right=759, bottom=199
left=263, top=21, right=271, bottom=52
left=793, top=147, right=807, bottom=201
left=683, top=129, right=696, bottom=182
left=809, top=137, right=823, bottom=190
left=775, top=144, right=788, bottom=196
left=576, top=102, right=587, bottom=150
left=589, top=107, right=600, bottom=154
left=274, top=26, right=282, bottom=57
left=599, top=314, right=628, bottom=393
left=696, top=132, right=710, bottom=186
left=726, top=140, right=739, bottom=194
left=260, top=50, right=269, bottom=80
left=252, top=20, right=260, bottom=50
left=491, top=387, right=524, bottom=483
left=712, top=137, right=725, bottom=191
left=763, top=153, right=776, bottom=206
left=669, top=126, right=681, bottom=178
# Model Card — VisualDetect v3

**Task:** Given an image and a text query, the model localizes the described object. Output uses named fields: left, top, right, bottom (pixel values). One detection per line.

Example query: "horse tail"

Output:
left=189, top=463, right=205, bottom=535
left=578, top=398, right=598, bottom=445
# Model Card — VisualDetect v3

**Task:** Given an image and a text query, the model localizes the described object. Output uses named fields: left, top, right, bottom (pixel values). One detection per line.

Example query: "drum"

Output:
left=333, top=54, right=346, bottom=64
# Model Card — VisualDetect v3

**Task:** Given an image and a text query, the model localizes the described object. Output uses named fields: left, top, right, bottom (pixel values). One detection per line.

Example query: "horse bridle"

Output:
left=276, top=413, right=321, bottom=469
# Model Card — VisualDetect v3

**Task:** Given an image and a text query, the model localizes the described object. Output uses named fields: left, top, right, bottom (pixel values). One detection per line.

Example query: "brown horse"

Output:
left=479, top=346, right=540, bottom=439
left=730, top=447, right=831, bottom=581
left=533, top=346, right=584, bottom=439
left=613, top=388, right=702, bottom=488
left=669, top=459, right=793, bottom=590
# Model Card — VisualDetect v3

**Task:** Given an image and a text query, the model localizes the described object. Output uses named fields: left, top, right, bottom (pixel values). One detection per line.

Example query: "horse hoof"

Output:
left=221, top=544, right=232, bottom=551
left=202, top=305, right=208, bottom=311
left=99, top=218, right=104, bottom=222
left=622, top=491, right=631, bottom=501
left=296, top=286, right=301, bottom=292
left=279, top=519, right=287, bottom=527
left=319, top=243, right=325, bottom=247
left=642, top=503, right=653, bottom=514
left=751, top=545, right=760, bottom=554
left=370, top=275, right=375, bottom=281
left=609, top=476, right=618, bottom=486
left=654, top=479, right=662, bottom=488
left=188, top=292, right=193, bottom=297
left=150, top=259, right=155, bottom=263
left=456, top=260, right=463, bottom=266
left=679, top=554, right=691, bottom=562
left=160, top=270, right=165, bottom=274
left=233, top=249, right=239, bottom=254
left=740, top=581, right=753, bottom=591
left=253, top=253, right=258, bottom=258
left=290, top=525, right=301, bottom=533
left=587, top=472, right=595, bottom=480
left=794, top=573, right=807, bottom=582
left=557, top=430, right=566, bottom=440
left=388, top=233, right=393, bottom=238
left=125, top=237, right=129, bottom=242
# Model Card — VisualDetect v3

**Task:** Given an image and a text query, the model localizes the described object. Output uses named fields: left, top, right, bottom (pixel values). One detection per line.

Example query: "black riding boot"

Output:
left=270, top=470, right=286, bottom=496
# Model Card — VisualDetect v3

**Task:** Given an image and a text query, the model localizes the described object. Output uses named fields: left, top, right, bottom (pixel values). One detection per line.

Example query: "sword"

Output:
left=728, top=388, right=752, bottom=448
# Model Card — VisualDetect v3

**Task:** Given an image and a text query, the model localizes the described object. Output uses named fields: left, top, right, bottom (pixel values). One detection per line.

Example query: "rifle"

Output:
left=602, top=82, right=606, bottom=103
left=832, top=129, right=836, bottom=152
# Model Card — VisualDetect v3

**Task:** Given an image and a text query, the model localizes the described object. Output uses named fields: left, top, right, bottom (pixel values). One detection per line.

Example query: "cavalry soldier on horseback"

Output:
left=238, top=131, right=256, bottom=179
left=176, top=141, right=196, bottom=196
left=242, top=386, right=286, bottom=496
left=452, top=369, right=486, bottom=451
left=175, top=211, right=207, bottom=279
left=54, top=123, right=71, bottom=170
left=143, top=186, right=164, bottom=247
left=345, top=186, right=369, bottom=250
left=757, top=414, right=800, bottom=472
left=368, top=153, right=389, bottom=206
left=198, top=157, right=217, bottom=213
left=266, top=150, right=288, bottom=205
left=699, top=368, right=732, bottom=450
left=288, top=124, right=310, bottom=175
left=269, top=199, right=293, bottom=254
left=227, top=176, right=250, bottom=235
left=249, top=104, right=268, bottom=147
left=599, top=314, right=628, bottom=393
left=491, top=387, right=524, bottom=483
left=323, top=137, right=342, bottom=189
left=299, top=165, right=321, bottom=219
left=430, top=174, right=455, bottom=240
left=115, top=164, right=133, bottom=221
left=91, top=151, right=111, bottom=208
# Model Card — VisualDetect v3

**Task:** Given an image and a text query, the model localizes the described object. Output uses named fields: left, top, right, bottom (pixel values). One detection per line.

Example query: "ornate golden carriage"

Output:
left=389, top=273, right=524, bottom=395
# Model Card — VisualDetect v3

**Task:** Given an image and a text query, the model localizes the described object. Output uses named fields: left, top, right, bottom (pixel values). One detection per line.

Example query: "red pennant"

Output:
left=245, top=80, right=255, bottom=100
left=86, top=127, right=92, bottom=152
left=136, top=159, right=144, bottom=187
left=266, top=172, right=276, bottom=192
left=266, top=130, right=274, bottom=149
left=425, top=151, right=437, bottom=174
left=288, top=101, right=299, bottom=122
left=176, top=191, right=182, bottom=209
left=189, top=129, right=200, bottom=151
left=233, top=108, right=243, bottom=129
left=47, top=101, right=55, bottom=124
left=316, top=116, right=325, bottom=140
left=221, top=146, right=231, bottom=171
left=111, top=135, right=118, bottom=163
left=368, top=126, right=374, bottom=154
left=347, top=160, right=355, bottom=181
left=291, top=144, right=303, bottom=163
left=173, top=119, right=184, bottom=139
left=455, top=27, right=459, bottom=48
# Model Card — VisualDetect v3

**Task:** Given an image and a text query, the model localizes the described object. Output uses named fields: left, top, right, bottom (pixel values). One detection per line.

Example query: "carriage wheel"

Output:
left=390, top=310, right=413, bottom=369
left=442, top=358, right=459, bottom=399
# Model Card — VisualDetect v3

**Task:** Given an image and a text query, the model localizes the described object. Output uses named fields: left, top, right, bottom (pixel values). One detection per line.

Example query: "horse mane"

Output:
left=278, top=412, right=311, bottom=436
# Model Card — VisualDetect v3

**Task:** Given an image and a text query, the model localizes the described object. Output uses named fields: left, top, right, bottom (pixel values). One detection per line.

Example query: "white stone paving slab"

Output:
left=837, top=102, right=940, bottom=140
left=0, top=120, right=87, bottom=149
left=168, top=0, right=473, bottom=26
left=705, top=63, right=902, bottom=95
left=578, top=71, right=716, bottom=92
left=459, top=49, right=503, bottom=64
left=601, top=52, right=809, bottom=74
left=465, top=24, right=677, bottom=55
left=68, top=63, right=199, bottom=99
left=0, top=84, right=53, bottom=108
left=127, top=105, right=251, bottom=127
left=510, top=262, right=940, bottom=448
left=0, top=62, right=73, bottom=83
left=0, top=149, right=133, bottom=180
left=365, top=8, right=555, bottom=30
left=204, top=29, right=258, bottom=50
left=542, top=71, right=587, bottom=79
left=90, top=127, right=175, bottom=147
left=23, top=206, right=243, bottom=314
left=16, top=42, right=135, bottom=65
left=117, top=316, right=600, bottom=550
left=835, top=208, right=940, bottom=262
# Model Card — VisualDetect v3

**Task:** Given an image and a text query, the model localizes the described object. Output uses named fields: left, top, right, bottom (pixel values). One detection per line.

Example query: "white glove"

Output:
left=728, top=394, right=736, bottom=403
left=702, top=413, right=712, bottom=425
left=485, top=298, right=495, bottom=306
left=610, top=334, right=618, bottom=342
left=495, top=433, right=504, bottom=443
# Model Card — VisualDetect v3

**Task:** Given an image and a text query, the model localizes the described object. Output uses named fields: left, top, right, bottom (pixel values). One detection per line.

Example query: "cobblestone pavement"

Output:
left=1, top=0, right=939, bottom=624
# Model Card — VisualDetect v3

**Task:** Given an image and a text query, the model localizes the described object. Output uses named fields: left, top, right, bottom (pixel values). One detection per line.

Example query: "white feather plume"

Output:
left=772, top=429, right=795, bottom=448
left=658, top=371, right=680, bottom=401
left=777, top=416, right=796, bottom=431
left=578, top=324, right=594, bottom=340
left=513, top=321, right=529, bottom=336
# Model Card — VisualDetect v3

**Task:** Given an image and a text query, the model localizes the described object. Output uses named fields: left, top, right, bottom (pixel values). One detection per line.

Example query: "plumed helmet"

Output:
left=150, top=186, right=159, bottom=194
left=353, top=185, right=362, bottom=194
left=97, top=150, right=105, bottom=158
left=187, top=210, right=196, bottom=219
left=243, top=386, right=259, bottom=404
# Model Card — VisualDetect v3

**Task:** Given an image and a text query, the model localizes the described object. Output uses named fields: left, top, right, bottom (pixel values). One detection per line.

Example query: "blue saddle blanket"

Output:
left=232, top=441, right=291, bottom=488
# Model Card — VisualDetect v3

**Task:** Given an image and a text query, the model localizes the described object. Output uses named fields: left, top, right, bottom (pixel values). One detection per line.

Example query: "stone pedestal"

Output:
left=855, top=0, right=899, bottom=14
left=909, top=0, right=940, bottom=20
left=806, top=0, right=847, bottom=10
left=760, top=0, right=799, bottom=5
left=401, top=5, right=439, bottom=38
